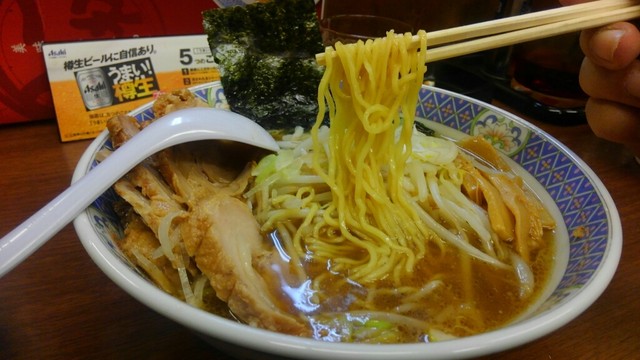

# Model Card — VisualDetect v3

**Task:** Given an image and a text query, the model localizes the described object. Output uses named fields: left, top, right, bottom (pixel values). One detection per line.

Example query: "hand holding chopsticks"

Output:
left=316, top=0, right=640, bottom=64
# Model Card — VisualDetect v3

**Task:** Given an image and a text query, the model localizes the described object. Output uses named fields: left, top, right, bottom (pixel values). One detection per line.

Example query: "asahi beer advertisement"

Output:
left=44, top=35, right=220, bottom=142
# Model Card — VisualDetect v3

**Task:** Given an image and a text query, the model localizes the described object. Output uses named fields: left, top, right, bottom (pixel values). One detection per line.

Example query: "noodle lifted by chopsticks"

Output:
left=310, top=30, right=436, bottom=283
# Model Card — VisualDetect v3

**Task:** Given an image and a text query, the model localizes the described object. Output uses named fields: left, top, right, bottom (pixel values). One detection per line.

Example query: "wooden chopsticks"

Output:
left=315, top=0, right=640, bottom=65
left=427, top=0, right=640, bottom=62
left=427, top=0, right=639, bottom=46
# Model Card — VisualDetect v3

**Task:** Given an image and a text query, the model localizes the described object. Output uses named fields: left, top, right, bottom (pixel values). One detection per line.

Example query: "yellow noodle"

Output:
left=308, top=31, right=438, bottom=283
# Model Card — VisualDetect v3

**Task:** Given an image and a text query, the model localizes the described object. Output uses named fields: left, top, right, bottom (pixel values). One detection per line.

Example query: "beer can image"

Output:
left=75, top=68, right=113, bottom=110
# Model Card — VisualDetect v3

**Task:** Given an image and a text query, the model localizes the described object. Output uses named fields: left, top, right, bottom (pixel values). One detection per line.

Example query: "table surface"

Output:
left=1, top=106, right=639, bottom=360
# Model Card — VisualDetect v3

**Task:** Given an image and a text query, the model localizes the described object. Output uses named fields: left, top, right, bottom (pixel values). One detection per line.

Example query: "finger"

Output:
left=579, top=57, right=640, bottom=108
left=585, top=98, right=640, bottom=144
left=579, top=22, right=640, bottom=70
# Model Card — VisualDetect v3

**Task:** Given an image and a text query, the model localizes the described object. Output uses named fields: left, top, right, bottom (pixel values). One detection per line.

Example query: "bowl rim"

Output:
left=72, top=82, right=622, bottom=359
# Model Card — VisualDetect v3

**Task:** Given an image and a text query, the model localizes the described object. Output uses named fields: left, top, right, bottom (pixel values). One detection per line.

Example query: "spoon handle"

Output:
left=0, top=133, right=152, bottom=277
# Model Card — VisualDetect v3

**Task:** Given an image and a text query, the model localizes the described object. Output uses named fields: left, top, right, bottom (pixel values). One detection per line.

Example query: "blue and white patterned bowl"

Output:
left=72, top=81, right=622, bottom=359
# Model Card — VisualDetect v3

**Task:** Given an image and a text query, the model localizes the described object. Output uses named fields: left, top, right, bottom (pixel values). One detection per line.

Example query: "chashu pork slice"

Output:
left=107, top=92, right=309, bottom=336
left=182, top=194, right=311, bottom=337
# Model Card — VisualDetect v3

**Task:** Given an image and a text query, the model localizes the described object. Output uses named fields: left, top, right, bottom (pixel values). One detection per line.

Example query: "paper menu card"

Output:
left=43, top=34, right=220, bottom=142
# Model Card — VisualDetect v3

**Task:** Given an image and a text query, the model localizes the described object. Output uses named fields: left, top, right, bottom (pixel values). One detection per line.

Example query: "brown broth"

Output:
left=255, top=226, right=556, bottom=343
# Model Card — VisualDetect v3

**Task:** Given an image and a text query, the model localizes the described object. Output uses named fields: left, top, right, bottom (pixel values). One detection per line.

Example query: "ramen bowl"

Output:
left=73, top=81, right=621, bottom=359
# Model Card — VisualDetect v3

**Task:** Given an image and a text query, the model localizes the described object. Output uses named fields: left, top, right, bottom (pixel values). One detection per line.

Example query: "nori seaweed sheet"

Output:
left=202, top=0, right=325, bottom=130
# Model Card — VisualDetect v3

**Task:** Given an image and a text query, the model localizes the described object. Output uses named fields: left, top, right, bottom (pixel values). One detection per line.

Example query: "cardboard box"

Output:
left=0, top=0, right=219, bottom=125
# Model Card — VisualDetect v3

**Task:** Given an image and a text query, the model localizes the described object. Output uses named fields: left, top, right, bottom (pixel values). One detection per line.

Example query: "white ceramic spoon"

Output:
left=0, top=107, right=279, bottom=278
